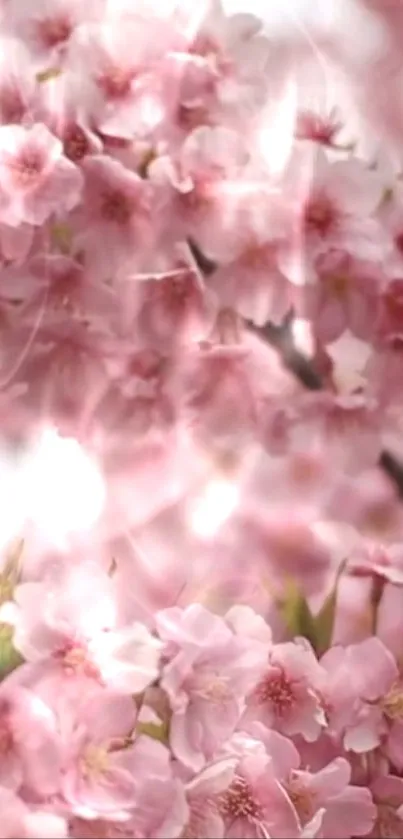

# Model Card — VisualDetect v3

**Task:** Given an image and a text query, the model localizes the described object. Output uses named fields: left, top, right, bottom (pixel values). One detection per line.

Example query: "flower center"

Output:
left=191, top=672, right=231, bottom=704
left=254, top=667, right=296, bottom=717
left=382, top=683, right=403, bottom=720
left=54, top=639, right=100, bottom=680
left=10, top=148, right=44, bottom=187
left=220, top=775, right=262, bottom=820
left=328, top=273, right=349, bottom=298
left=241, top=244, right=268, bottom=271
left=63, top=125, right=90, bottom=162
left=101, top=190, right=133, bottom=225
left=81, top=744, right=109, bottom=780
left=287, top=778, right=316, bottom=824
left=38, top=17, right=72, bottom=48
left=296, top=111, right=340, bottom=146
left=97, top=67, right=134, bottom=100
left=305, top=196, right=335, bottom=237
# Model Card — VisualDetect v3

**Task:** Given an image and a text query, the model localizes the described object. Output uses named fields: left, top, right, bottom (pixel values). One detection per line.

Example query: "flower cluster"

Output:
left=1, top=0, right=403, bottom=836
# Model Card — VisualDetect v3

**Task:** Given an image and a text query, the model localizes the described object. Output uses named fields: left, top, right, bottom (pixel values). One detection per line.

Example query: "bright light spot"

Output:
left=292, top=318, right=315, bottom=357
left=20, top=428, right=106, bottom=549
left=188, top=478, right=239, bottom=539
left=257, top=76, right=297, bottom=179
left=0, top=452, right=26, bottom=552
left=327, top=331, right=372, bottom=395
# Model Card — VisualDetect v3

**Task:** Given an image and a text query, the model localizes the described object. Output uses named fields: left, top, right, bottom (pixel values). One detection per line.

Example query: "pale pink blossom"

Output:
left=0, top=683, right=61, bottom=795
left=149, top=125, right=249, bottom=260
left=13, top=254, right=117, bottom=328
left=210, top=241, right=292, bottom=328
left=0, top=787, right=67, bottom=839
left=218, top=751, right=300, bottom=839
left=245, top=639, right=327, bottom=742
left=72, top=154, right=155, bottom=280
left=180, top=1, right=271, bottom=119
left=61, top=689, right=139, bottom=818
left=181, top=758, right=237, bottom=839
left=285, top=758, right=376, bottom=839
left=0, top=123, right=83, bottom=226
left=4, top=562, right=162, bottom=694
left=119, top=258, right=217, bottom=352
left=284, top=147, right=385, bottom=264
left=0, top=36, right=39, bottom=125
left=322, top=637, right=403, bottom=762
left=67, top=17, right=183, bottom=140
left=157, top=603, right=267, bottom=771
left=297, top=249, right=385, bottom=344
left=5, top=0, right=104, bottom=67
left=10, top=319, right=112, bottom=433
left=38, top=72, right=104, bottom=164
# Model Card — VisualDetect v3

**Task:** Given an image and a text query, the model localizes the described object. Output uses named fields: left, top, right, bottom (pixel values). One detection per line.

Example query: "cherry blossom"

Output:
left=0, top=1, right=402, bottom=837
left=0, top=123, right=83, bottom=226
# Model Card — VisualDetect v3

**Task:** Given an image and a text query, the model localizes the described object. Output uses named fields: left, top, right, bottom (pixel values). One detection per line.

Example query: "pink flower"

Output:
left=210, top=241, right=292, bottom=328
left=285, top=758, right=376, bottom=839
left=181, top=758, right=237, bottom=839
left=157, top=604, right=267, bottom=771
left=14, top=254, right=117, bottom=328
left=6, top=562, right=162, bottom=694
left=118, top=249, right=217, bottom=352
left=0, top=683, right=61, bottom=795
left=172, top=343, right=265, bottom=452
left=127, top=762, right=188, bottom=839
left=0, top=123, right=82, bottom=227
left=67, top=17, right=183, bottom=140
left=287, top=390, right=382, bottom=474
left=39, top=72, right=104, bottom=164
left=284, top=147, right=384, bottom=265
left=0, top=36, right=38, bottom=125
left=0, top=787, right=67, bottom=839
left=61, top=689, right=140, bottom=818
left=6, top=0, right=104, bottom=67
left=180, top=2, right=271, bottom=120
left=297, top=249, right=385, bottom=345
left=322, top=637, right=403, bottom=762
left=150, top=125, right=249, bottom=260
left=245, top=639, right=327, bottom=742
left=72, top=154, right=155, bottom=280
left=7, top=319, right=112, bottom=436
left=218, top=751, right=300, bottom=839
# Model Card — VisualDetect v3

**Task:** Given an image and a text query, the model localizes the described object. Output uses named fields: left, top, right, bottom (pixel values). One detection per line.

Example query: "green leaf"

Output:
left=279, top=578, right=317, bottom=648
left=278, top=562, right=347, bottom=656
left=314, top=560, right=347, bottom=656
left=0, top=624, right=23, bottom=679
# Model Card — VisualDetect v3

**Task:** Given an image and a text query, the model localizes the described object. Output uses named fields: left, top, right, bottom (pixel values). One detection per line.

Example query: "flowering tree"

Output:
left=1, top=0, right=403, bottom=836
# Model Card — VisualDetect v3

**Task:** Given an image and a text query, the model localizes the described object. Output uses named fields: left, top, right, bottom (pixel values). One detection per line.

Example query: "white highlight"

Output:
left=257, top=76, right=297, bottom=179
left=0, top=453, right=26, bottom=551
left=292, top=318, right=315, bottom=357
left=21, top=428, right=106, bottom=548
left=188, top=477, right=239, bottom=538
left=0, top=428, right=106, bottom=552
